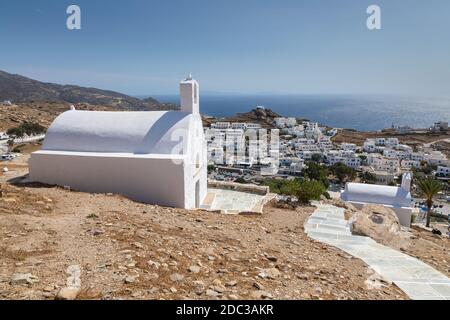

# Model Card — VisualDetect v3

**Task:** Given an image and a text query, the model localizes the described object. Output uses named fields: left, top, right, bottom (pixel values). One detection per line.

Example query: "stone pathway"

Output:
left=201, top=188, right=265, bottom=214
left=305, top=203, right=450, bottom=300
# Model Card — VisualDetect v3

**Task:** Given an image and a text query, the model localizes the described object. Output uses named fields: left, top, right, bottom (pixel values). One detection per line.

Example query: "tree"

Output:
left=311, top=153, right=322, bottom=163
left=6, top=122, right=46, bottom=138
left=234, top=177, right=246, bottom=184
left=207, top=164, right=216, bottom=174
left=293, top=180, right=327, bottom=204
left=360, top=171, right=377, bottom=184
left=329, top=163, right=356, bottom=184
left=262, top=178, right=326, bottom=204
left=303, top=162, right=329, bottom=188
left=417, top=178, right=442, bottom=228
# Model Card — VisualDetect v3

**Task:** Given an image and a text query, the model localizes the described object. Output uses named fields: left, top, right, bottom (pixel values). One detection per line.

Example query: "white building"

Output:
left=401, top=159, right=421, bottom=170
left=410, top=152, right=425, bottom=162
left=425, top=151, right=449, bottom=166
left=341, top=173, right=414, bottom=226
left=432, top=121, right=448, bottom=132
left=397, top=126, right=413, bottom=134
left=364, top=139, right=377, bottom=152
left=340, top=143, right=357, bottom=152
left=375, top=138, right=385, bottom=146
left=386, top=138, right=399, bottom=148
left=436, top=166, right=450, bottom=177
left=29, top=75, right=208, bottom=209
left=211, top=122, right=230, bottom=130
left=231, top=123, right=247, bottom=130
left=246, top=123, right=262, bottom=130
left=383, top=149, right=398, bottom=159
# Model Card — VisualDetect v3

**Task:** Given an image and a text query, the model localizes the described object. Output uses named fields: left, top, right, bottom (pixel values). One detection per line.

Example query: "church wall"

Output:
left=29, top=152, right=186, bottom=208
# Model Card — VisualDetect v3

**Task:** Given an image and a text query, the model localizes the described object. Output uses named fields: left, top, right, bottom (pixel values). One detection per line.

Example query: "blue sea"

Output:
left=151, top=94, right=450, bottom=132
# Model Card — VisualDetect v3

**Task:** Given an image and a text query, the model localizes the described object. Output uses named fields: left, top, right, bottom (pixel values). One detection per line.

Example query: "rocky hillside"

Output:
left=0, top=70, right=177, bottom=111
left=203, top=107, right=282, bottom=128
left=0, top=153, right=409, bottom=300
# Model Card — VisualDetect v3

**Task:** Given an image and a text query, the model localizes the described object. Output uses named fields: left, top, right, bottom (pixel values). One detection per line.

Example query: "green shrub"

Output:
left=303, top=162, right=330, bottom=188
left=360, top=171, right=377, bottom=184
left=329, top=163, right=356, bottom=184
left=263, top=178, right=327, bottom=204
left=7, top=122, right=46, bottom=138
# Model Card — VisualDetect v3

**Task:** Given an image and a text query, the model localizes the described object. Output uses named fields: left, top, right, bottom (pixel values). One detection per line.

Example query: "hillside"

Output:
left=0, top=70, right=176, bottom=111
left=332, top=129, right=450, bottom=148
left=0, top=152, right=408, bottom=300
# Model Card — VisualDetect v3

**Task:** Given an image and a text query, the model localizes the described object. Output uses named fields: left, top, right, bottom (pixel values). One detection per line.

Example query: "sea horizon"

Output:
left=144, top=94, right=450, bottom=132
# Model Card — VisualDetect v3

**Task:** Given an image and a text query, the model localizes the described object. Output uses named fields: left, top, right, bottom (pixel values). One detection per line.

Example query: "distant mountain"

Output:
left=0, top=70, right=177, bottom=111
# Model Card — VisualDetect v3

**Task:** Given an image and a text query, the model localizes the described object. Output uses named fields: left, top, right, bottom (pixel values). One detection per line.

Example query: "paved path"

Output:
left=305, top=203, right=450, bottom=300
left=201, top=188, right=265, bottom=214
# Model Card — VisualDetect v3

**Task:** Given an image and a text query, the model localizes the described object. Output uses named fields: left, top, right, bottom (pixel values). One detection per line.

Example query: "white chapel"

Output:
left=29, top=75, right=208, bottom=209
left=341, top=172, right=414, bottom=226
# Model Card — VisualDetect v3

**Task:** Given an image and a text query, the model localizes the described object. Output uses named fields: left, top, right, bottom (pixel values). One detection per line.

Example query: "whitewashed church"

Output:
left=29, top=75, right=208, bottom=209
left=341, top=172, right=414, bottom=226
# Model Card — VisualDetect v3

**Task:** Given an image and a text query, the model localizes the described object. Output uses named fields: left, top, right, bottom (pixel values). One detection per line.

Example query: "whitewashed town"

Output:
left=204, top=110, right=449, bottom=215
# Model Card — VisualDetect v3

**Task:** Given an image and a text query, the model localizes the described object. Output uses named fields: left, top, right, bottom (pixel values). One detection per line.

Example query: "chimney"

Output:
left=180, top=73, right=199, bottom=114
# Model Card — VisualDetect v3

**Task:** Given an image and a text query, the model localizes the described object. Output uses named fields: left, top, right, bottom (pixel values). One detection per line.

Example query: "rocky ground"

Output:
left=431, top=140, right=450, bottom=158
left=0, top=154, right=409, bottom=300
left=332, top=129, right=450, bottom=148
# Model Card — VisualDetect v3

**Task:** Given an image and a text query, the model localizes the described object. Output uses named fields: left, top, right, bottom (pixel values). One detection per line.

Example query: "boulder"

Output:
left=351, top=204, right=410, bottom=249
left=326, top=198, right=358, bottom=220
left=55, top=287, right=80, bottom=300
left=10, top=273, right=38, bottom=285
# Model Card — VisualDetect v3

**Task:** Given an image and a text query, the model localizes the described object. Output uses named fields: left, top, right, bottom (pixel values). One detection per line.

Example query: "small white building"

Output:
left=231, top=122, right=247, bottom=130
left=397, top=126, right=413, bottom=134
left=432, top=121, right=448, bottom=132
left=386, top=138, right=399, bottom=148
left=341, top=173, right=413, bottom=226
left=29, top=75, right=208, bottom=209
left=375, top=138, right=385, bottom=146
left=436, top=166, right=450, bottom=177
left=246, top=123, right=262, bottom=130
left=425, top=151, right=449, bottom=167
left=211, top=122, right=230, bottom=130
left=340, top=143, right=357, bottom=152
left=364, top=139, right=377, bottom=152
left=401, top=159, right=421, bottom=170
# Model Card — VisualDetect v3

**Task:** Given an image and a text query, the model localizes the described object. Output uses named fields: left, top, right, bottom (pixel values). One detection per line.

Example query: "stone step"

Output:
left=306, top=204, right=450, bottom=300
left=305, top=223, right=351, bottom=233
left=307, top=217, right=349, bottom=227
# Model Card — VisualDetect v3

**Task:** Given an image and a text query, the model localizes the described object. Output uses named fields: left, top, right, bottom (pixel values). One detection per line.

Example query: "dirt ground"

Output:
left=0, top=154, right=410, bottom=300
left=404, top=226, right=450, bottom=278
left=332, top=129, right=450, bottom=149
left=431, top=140, right=450, bottom=158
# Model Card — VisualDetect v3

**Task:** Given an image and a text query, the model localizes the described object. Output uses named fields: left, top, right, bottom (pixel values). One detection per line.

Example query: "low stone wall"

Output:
left=208, top=179, right=269, bottom=196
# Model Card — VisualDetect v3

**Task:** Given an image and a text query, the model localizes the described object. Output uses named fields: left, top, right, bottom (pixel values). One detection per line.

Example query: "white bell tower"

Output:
left=401, top=172, right=412, bottom=193
left=180, top=73, right=200, bottom=115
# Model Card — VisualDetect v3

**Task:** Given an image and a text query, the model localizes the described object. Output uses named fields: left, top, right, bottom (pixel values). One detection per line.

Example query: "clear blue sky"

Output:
left=0, top=0, right=449, bottom=96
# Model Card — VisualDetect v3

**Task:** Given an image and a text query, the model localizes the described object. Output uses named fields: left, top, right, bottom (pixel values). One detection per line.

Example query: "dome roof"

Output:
left=342, top=183, right=411, bottom=208
left=42, top=110, right=198, bottom=154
